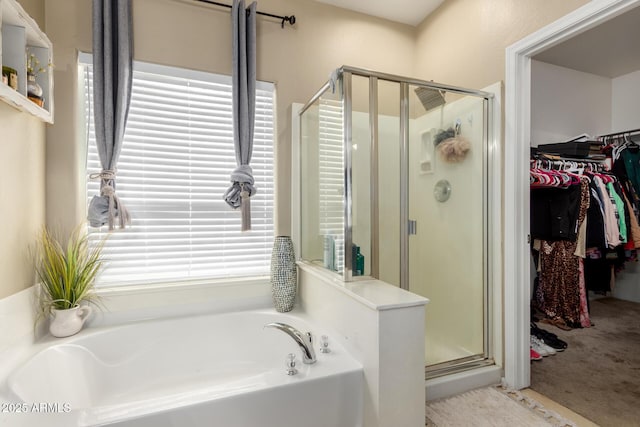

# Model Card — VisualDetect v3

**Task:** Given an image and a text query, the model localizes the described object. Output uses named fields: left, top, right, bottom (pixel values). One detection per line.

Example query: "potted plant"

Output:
left=35, top=227, right=105, bottom=337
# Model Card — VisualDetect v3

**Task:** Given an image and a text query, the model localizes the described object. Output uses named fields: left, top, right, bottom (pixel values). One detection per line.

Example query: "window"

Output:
left=81, top=57, right=275, bottom=286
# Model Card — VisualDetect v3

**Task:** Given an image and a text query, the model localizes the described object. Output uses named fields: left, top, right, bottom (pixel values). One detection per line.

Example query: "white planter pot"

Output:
left=49, top=305, right=92, bottom=338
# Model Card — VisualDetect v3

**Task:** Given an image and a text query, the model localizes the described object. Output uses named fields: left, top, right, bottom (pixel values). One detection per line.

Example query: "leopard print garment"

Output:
left=535, top=177, right=590, bottom=327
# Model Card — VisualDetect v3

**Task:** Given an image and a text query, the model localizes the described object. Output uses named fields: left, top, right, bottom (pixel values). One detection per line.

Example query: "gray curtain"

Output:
left=224, top=0, right=257, bottom=232
left=88, top=0, right=133, bottom=230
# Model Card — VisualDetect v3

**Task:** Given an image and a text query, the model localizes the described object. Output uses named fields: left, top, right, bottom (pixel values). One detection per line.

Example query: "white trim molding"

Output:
left=504, top=0, right=640, bottom=389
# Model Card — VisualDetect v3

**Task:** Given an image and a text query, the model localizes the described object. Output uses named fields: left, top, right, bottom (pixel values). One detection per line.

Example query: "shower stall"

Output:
left=297, top=66, right=498, bottom=378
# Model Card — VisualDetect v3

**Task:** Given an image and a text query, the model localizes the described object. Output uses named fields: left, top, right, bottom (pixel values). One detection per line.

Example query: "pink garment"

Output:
left=578, top=258, right=591, bottom=328
left=594, top=176, right=621, bottom=248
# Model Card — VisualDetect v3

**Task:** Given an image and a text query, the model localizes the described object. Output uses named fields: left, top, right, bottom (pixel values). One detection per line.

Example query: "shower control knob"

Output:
left=286, top=353, right=298, bottom=376
left=320, top=335, right=331, bottom=353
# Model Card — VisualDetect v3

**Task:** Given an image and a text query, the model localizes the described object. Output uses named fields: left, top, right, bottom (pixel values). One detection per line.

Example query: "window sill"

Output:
left=89, top=276, right=272, bottom=327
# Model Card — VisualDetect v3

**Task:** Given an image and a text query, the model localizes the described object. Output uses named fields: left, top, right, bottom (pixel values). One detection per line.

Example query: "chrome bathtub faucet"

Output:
left=265, top=322, right=317, bottom=364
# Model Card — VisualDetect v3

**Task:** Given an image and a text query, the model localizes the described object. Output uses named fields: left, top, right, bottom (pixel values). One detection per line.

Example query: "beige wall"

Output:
left=0, top=0, right=46, bottom=299
left=17, top=0, right=44, bottom=28
left=0, top=102, right=45, bottom=298
left=44, top=0, right=417, bottom=241
left=44, top=0, right=592, bottom=241
left=0, top=103, right=45, bottom=298
left=44, top=0, right=90, bottom=238
left=2, top=0, right=594, bottom=299
left=414, top=0, right=590, bottom=90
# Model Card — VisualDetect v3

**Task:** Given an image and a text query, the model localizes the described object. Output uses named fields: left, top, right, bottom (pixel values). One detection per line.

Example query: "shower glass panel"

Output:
left=351, top=75, right=372, bottom=277
left=300, top=85, right=345, bottom=275
left=299, top=67, right=494, bottom=377
left=407, top=88, right=488, bottom=370
left=376, top=80, right=401, bottom=286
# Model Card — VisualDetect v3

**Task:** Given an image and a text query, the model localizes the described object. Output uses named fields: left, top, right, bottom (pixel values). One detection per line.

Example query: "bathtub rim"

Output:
left=1, top=307, right=364, bottom=410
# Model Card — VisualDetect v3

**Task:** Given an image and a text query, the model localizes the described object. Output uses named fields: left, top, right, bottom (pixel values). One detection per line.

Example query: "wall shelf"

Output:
left=0, top=0, right=54, bottom=123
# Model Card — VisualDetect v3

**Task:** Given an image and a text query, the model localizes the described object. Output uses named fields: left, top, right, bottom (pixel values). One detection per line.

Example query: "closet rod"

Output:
left=530, top=157, right=607, bottom=171
left=598, top=128, right=640, bottom=138
left=532, top=162, right=605, bottom=169
left=194, top=0, right=296, bottom=27
left=531, top=158, right=605, bottom=166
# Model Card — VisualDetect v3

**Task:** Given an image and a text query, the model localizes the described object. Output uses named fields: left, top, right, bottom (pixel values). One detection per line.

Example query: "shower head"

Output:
left=414, top=87, right=446, bottom=111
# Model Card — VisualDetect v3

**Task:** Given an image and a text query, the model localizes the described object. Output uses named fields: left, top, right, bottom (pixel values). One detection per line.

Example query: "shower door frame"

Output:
left=297, top=66, right=502, bottom=378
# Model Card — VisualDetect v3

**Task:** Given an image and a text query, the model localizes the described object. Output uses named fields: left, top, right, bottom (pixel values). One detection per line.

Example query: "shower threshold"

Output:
left=425, top=355, right=495, bottom=380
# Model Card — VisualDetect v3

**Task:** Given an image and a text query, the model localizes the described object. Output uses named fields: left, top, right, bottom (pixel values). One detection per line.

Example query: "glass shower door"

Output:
left=406, top=86, right=489, bottom=373
left=298, top=67, right=494, bottom=378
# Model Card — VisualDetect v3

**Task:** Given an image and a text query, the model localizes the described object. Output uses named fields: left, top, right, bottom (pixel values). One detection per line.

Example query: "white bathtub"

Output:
left=1, top=310, right=363, bottom=427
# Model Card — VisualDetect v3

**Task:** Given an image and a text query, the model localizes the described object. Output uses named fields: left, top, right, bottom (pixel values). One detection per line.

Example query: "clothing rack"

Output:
left=194, top=0, right=296, bottom=27
left=530, top=157, right=606, bottom=171
left=599, top=128, right=640, bottom=138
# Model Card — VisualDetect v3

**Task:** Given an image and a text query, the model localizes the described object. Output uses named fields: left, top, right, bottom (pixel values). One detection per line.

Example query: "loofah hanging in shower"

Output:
left=437, top=136, right=471, bottom=163
left=434, top=124, right=471, bottom=163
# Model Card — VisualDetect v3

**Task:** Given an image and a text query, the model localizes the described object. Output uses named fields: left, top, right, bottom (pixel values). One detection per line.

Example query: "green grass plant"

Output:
left=35, top=227, right=106, bottom=314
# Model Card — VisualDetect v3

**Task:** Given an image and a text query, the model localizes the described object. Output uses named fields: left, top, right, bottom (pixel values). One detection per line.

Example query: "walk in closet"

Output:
left=528, top=5, right=640, bottom=425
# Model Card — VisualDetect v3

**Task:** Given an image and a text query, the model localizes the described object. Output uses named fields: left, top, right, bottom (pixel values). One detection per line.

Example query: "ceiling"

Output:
left=313, top=0, right=445, bottom=26
left=314, top=1, right=640, bottom=77
left=534, top=5, right=640, bottom=78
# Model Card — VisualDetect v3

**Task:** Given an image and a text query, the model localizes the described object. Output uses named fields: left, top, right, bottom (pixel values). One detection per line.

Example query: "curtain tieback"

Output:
left=224, top=165, right=256, bottom=207
left=224, top=165, right=255, bottom=232
left=240, top=183, right=251, bottom=232
left=90, top=169, right=119, bottom=198
left=89, top=169, right=117, bottom=181
left=88, top=169, right=130, bottom=230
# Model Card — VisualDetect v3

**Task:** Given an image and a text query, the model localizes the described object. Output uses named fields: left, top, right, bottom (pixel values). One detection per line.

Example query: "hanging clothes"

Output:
left=534, top=178, right=590, bottom=328
left=585, top=178, right=607, bottom=249
left=607, top=137, right=640, bottom=249
left=529, top=152, right=639, bottom=328
left=592, top=175, right=621, bottom=248
left=621, top=148, right=640, bottom=196
left=606, top=181, right=627, bottom=243
left=576, top=132, right=640, bottom=295
left=622, top=191, right=640, bottom=248
left=578, top=258, right=591, bottom=328
left=530, top=183, right=583, bottom=241
left=584, top=248, right=611, bottom=293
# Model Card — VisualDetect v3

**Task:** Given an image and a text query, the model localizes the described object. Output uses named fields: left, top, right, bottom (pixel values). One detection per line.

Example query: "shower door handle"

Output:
left=408, top=220, right=417, bottom=235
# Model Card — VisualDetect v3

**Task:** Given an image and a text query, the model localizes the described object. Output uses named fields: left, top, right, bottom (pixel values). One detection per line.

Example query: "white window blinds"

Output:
left=81, top=58, right=275, bottom=286
left=318, top=99, right=344, bottom=271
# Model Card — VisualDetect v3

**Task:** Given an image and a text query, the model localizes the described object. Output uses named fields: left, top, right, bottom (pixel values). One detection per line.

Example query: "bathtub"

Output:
left=0, top=310, right=363, bottom=427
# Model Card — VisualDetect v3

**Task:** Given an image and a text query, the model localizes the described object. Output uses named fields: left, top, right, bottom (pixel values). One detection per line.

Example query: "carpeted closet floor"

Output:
left=530, top=297, right=640, bottom=427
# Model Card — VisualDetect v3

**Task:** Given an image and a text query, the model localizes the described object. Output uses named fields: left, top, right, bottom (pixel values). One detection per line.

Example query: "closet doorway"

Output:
left=506, top=0, right=640, bottom=425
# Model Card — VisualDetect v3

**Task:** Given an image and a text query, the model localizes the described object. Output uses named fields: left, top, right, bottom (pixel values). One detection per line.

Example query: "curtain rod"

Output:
left=194, top=0, right=296, bottom=27
left=599, top=128, right=640, bottom=138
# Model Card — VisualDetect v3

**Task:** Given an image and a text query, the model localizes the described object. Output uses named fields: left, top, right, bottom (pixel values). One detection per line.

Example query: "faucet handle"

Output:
left=286, top=353, right=298, bottom=376
left=320, top=335, right=331, bottom=353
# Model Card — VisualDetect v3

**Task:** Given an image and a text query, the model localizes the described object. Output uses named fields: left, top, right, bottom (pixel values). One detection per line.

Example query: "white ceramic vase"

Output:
left=49, top=305, right=92, bottom=338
